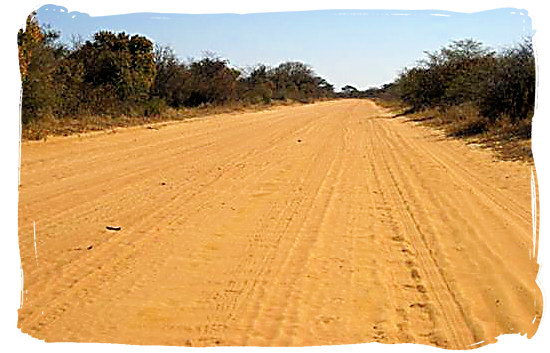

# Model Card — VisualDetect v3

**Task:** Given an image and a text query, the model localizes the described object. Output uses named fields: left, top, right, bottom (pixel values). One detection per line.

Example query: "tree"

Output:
left=268, top=62, right=333, bottom=100
left=478, top=38, right=535, bottom=123
left=17, top=13, right=63, bottom=123
left=341, top=85, right=359, bottom=98
left=153, top=45, right=190, bottom=107
left=183, top=56, right=240, bottom=106
left=18, top=19, right=335, bottom=126
left=393, top=37, right=535, bottom=125
left=239, top=64, right=274, bottom=104
left=74, top=31, right=156, bottom=106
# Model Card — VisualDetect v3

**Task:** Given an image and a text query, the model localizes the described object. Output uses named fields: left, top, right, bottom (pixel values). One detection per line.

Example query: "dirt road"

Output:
left=18, top=99, right=541, bottom=348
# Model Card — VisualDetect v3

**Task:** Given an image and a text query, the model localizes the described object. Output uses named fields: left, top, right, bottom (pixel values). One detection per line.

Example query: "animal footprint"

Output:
left=410, top=268, right=421, bottom=280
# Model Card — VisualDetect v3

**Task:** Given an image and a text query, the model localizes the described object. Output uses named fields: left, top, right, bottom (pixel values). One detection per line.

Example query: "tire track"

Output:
left=369, top=117, right=478, bottom=348
left=18, top=105, right=329, bottom=338
left=373, top=117, right=540, bottom=342
left=18, top=99, right=541, bottom=348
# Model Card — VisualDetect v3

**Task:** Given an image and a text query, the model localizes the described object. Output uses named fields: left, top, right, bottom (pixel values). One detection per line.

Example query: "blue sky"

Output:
left=35, top=4, right=533, bottom=90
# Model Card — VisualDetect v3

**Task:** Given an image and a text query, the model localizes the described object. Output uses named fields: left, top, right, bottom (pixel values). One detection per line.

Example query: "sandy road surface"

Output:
left=18, top=100, right=541, bottom=348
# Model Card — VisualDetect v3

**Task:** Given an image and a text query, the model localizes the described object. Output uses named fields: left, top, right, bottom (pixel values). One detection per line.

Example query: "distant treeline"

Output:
left=371, top=38, right=535, bottom=142
left=335, top=85, right=380, bottom=99
left=18, top=14, right=335, bottom=125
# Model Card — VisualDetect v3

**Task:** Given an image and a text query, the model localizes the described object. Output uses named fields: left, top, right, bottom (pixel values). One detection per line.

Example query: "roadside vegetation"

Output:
left=19, top=12, right=535, bottom=161
left=18, top=13, right=335, bottom=140
left=366, top=38, right=535, bottom=161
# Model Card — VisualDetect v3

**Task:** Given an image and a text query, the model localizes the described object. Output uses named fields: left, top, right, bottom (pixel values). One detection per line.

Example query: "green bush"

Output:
left=18, top=15, right=335, bottom=129
left=392, top=38, right=534, bottom=127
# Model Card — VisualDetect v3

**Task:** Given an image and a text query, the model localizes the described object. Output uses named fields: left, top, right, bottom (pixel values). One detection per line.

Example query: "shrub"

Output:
left=18, top=17, right=335, bottom=133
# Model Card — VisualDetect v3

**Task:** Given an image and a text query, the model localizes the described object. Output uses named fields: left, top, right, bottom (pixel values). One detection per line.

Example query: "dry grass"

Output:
left=372, top=98, right=409, bottom=113
left=379, top=100, right=533, bottom=162
left=21, top=99, right=310, bottom=141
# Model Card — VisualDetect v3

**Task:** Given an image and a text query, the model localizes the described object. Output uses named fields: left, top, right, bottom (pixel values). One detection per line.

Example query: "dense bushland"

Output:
left=370, top=38, right=535, bottom=160
left=395, top=39, right=534, bottom=125
left=18, top=13, right=335, bottom=136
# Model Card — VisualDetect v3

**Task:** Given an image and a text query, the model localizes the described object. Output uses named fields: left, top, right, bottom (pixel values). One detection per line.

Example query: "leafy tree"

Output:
left=18, top=19, right=335, bottom=128
left=153, top=45, right=190, bottom=107
left=17, top=13, right=63, bottom=123
left=341, top=85, right=360, bottom=98
left=268, top=62, right=333, bottom=100
left=239, top=64, right=274, bottom=104
left=74, top=31, right=156, bottom=103
left=389, top=37, right=535, bottom=142
left=183, top=56, right=240, bottom=106
left=478, top=39, right=535, bottom=123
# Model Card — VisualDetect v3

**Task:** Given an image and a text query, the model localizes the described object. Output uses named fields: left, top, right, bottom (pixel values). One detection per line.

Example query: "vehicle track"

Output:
left=18, top=99, right=541, bottom=348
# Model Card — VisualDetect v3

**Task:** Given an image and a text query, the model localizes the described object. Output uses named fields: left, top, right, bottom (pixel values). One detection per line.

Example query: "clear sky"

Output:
left=35, top=4, right=533, bottom=91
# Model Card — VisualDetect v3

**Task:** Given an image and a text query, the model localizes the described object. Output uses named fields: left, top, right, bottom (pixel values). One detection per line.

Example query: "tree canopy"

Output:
left=17, top=15, right=335, bottom=124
